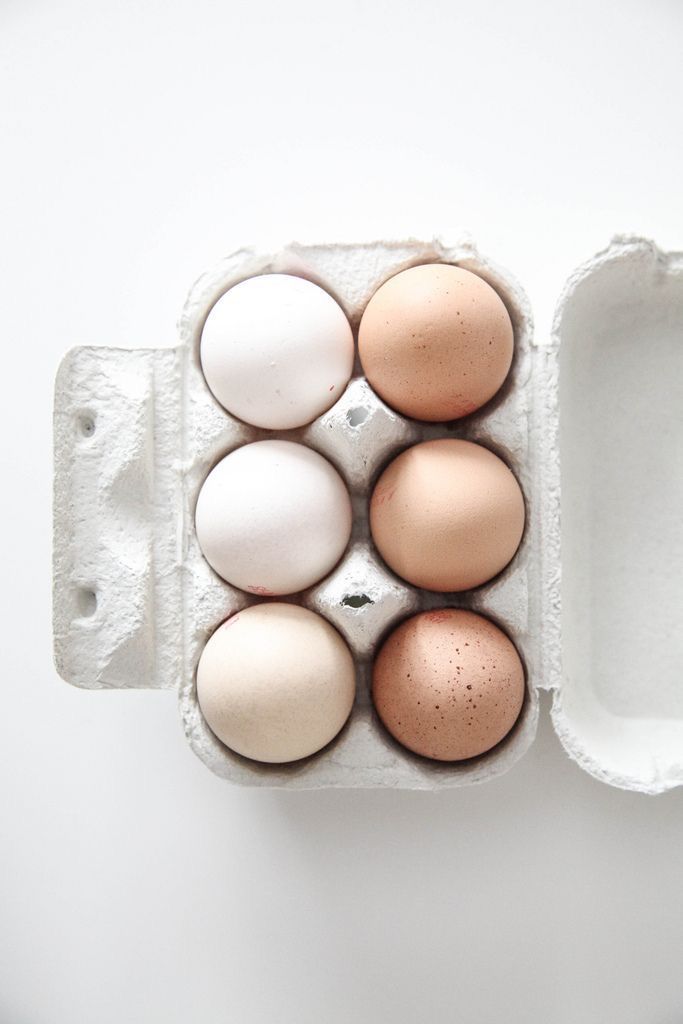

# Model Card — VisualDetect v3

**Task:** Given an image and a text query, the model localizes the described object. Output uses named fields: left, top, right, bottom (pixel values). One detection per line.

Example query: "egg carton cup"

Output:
left=53, top=235, right=683, bottom=794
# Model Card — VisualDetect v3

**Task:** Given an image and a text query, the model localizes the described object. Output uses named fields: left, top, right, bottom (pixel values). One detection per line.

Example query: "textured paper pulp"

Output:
left=550, top=236, right=683, bottom=794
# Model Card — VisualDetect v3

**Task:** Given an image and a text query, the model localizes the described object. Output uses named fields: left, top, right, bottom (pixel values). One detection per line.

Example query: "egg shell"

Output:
left=358, top=263, right=513, bottom=421
left=370, top=438, right=525, bottom=592
left=200, top=273, right=354, bottom=430
left=197, top=603, right=356, bottom=764
left=195, top=439, right=352, bottom=595
left=372, top=608, right=525, bottom=761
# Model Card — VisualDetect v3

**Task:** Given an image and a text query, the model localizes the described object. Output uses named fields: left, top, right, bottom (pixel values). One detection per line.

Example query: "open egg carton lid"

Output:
left=53, top=235, right=683, bottom=794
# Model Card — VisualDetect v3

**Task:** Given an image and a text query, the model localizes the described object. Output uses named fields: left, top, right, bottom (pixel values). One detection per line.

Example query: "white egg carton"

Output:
left=53, top=235, right=683, bottom=794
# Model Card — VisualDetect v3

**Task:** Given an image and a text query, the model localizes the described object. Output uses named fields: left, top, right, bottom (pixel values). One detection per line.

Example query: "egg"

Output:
left=358, top=263, right=513, bottom=421
left=370, top=438, right=524, bottom=591
left=200, top=273, right=354, bottom=429
left=372, top=608, right=525, bottom=761
left=197, top=603, right=356, bottom=764
left=195, top=440, right=352, bottom=595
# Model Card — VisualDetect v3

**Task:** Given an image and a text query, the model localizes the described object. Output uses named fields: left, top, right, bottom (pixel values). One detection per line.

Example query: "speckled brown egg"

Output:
left=372, top=608, right=525, bottom=761
left=358, top=263, right=513, bottom=421
left=370, top=438, right=525, bottom=592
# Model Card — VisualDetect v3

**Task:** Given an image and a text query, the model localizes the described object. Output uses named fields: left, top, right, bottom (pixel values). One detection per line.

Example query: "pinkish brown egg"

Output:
left=372, top=608, right=525, bottom=761
left=369, top=438, right=525, bottom=592
left=358, top=263, right=513, bottom=421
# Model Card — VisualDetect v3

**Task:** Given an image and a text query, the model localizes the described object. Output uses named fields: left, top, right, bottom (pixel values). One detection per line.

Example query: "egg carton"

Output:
left=53, top=235, right=683, bottom=794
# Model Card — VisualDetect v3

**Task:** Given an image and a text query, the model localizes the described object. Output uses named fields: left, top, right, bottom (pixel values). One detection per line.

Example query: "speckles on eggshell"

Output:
left=372, top=608, right=525, bottom=762
left=358, top=263, right=513, bottom=422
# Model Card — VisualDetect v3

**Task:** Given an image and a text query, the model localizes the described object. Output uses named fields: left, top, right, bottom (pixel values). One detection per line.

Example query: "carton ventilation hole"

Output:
left=346, top=407, right=369, bottom=428
left=76, top=588, right=97, bottom=618
left=341, top=593, right=374, bottom=609
left=78, top=413, right=96, bottom=438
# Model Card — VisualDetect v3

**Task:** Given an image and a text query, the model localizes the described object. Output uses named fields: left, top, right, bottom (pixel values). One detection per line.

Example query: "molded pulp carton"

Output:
left=53, top=236, right=683, bottom=793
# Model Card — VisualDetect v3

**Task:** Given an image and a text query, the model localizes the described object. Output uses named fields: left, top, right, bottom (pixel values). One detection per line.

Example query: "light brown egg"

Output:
left=370, top=438, right=525, bottom=592
left=372, top=608, right=525, bottom=761
left=358, top=263, right=513, bottom=421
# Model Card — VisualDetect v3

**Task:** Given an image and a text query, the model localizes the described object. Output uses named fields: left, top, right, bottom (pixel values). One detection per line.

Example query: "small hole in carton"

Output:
left=78, top=413, right=96, bottom=438
left=346, top=407, right=368, bottom=428
left=341, top=593, right=374, bottom=609
left=76, top=588, right=97, bottom=618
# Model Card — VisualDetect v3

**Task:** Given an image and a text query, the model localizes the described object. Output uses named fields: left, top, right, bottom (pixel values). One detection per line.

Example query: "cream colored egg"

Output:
left=197, top=603, right=356, bottom=764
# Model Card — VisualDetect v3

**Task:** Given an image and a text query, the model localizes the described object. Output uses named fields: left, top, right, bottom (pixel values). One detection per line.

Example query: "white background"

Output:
left=2, top=1, right=683, bottom=1021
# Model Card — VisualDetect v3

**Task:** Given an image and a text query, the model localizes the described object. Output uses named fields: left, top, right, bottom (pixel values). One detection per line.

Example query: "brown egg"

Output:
left=358, top=263, right=513, bottom=421
left=370, top=439, right=525, bottom=592
left=372, top=608, right=525, bottom=761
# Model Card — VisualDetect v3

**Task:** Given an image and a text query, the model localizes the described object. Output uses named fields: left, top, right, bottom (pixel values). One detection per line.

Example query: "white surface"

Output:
left=2, top=0, right=683, bottom=1021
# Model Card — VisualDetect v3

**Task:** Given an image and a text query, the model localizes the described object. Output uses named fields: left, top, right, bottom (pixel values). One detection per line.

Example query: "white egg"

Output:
left=200, top=273, right=354, bottom=429
left=195, top=440, right=352, bottom=595
left=197, top=603, right=356, bottom=764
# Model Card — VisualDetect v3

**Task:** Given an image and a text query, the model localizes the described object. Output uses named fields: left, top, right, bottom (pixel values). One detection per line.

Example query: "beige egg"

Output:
left=197, top=603, right=356, bottom=764
left=372, top=608, right=525, bottom=761
left=370, top=438, right=525, bottom=592
left=358, top=262, right=513, bottom=421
